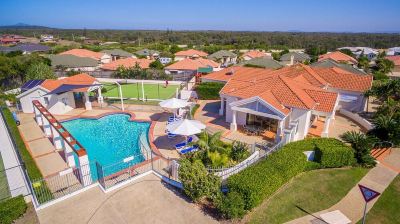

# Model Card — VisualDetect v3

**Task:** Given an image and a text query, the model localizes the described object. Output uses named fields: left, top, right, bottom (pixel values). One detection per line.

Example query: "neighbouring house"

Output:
left=174, top=49, right=208, bottom=61
left=159, top=57, right=172, bottom=65
left=0, top=37, right=20, bottom=45
left=40, top=34, right=54, bottom=42
left=165, top=58, right=220, bottom=76
left=135, top=49, right=160, bottom=59
left=338, top=47, right=378, bottom=60
left=48, top=54, right=99, bottom=72
left=0, top=43, right=51, bottom=54
left=239, top=57, right=283, bottom=69
left=60, top=49, right=111, bottom=64
left=212, top=65, right=372, bottom=143
left=101, top=57, right=153, bottom=71
left=280, top=52, right=311, bottom=65
left=207, top=50, right=237, bottom=67
left=242, top=50, right=269, bottom=61
left=17, top=74, right=102, bottom=114
left=318, top=51, right=358, bottom=65
left=101, top=49, right=136, bottom=61
left=385, top=55, right=400, bottom=73
left=386, top=47, right=400, bottom=56
left=311, top=59, right=367, bottom=75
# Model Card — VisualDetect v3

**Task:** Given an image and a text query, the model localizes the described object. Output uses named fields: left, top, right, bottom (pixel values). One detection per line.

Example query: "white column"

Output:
left=51, top=125, right=63, bottom=150
left=84, top=92, right=92, bottom=110
left=64, top=141, right=76, bottom=167
left=219, top=98, right=224, bottom=116
left=78, top=154, right=92, bottom=186
left=97, top=87, right=103, bottom=105
left=42, top=116, right=52, bottom=137
left=321, top=116, right=332, bottom=137
left=275, top=120, right=284, bottom=143
left=33, top=105, right=43, bottom=126
left=230, top=110, right=237, bottom=131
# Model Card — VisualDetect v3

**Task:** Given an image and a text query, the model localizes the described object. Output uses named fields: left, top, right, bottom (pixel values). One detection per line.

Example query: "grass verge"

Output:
left=0, top=195, right=27, bottom=224
left=0, top=155, right=11, bottom=200
left=102, top=83, right=178, bottom=100
left=248, top=168, right=369, bottom=224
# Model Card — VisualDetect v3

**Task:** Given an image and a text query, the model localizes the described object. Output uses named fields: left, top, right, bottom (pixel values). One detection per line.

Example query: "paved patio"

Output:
left=37, top=173, right=218, bottom=224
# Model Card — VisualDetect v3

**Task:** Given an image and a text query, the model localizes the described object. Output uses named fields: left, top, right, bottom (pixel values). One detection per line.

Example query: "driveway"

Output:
left=37, top=174, right=218, bottom=224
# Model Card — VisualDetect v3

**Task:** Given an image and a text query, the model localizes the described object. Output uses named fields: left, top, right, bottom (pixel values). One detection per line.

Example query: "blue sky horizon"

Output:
left=1, top=0, right=400, bottom=33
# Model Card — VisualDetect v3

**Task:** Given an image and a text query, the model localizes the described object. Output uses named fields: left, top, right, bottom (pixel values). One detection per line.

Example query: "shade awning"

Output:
left=45, top=84, right=102, bottom=95
left=159, top=98, right=190, bottom=109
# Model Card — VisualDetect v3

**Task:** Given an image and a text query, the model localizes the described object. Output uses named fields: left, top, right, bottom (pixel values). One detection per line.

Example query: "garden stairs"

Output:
left=370, top=147, right=391, bottom=161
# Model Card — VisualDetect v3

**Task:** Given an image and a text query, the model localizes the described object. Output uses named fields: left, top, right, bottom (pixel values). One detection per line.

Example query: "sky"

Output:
left=1, top=0, right=400, bottom=32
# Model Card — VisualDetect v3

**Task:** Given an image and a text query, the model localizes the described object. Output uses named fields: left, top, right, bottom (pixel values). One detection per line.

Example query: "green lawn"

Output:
left=0, top=155, right=11, bottom=200
left=359, top=175, right=400, bottom=224
left=102, top=83, right=179, bottom=100
left=248, top=168, right=369, bottom=224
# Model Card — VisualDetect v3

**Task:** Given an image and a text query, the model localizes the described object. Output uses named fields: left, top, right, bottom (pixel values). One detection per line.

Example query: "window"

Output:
left=44, top=97, right=49, bottom=105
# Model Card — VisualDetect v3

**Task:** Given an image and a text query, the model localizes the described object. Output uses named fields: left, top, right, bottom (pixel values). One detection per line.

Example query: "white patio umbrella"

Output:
left=166, top=119, right=206, bottom=136
left=159, top=97, right=190, bottom=109
left=159, top=98, right=191, bottom=118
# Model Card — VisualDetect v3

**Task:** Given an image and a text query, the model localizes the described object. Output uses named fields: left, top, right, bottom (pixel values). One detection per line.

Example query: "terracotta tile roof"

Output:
left=318, top=51, right=358, bottom=64
left=386, top=55, right=400, bottom=66
left=41, top=73, right=97, bottom=92
left=101, top=58, right=153, bottom=70
left=312, top=67, right=373, bottom=92
left=202, top=66, right=273, bottom=82
left=175, top=49, right=208, bottom=57
left=59, top=49, right=105, bottom=60
left=165, top=58, right=219, bottom=70
left=243, top=50, right=266, bottom=59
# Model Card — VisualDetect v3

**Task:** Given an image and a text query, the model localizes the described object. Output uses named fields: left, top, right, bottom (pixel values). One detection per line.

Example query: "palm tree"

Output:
left=370, top=115, right=399, bottom=144
left=340, top=131, right=375, bottom=165
left=195, top=131, right=231, bottom=167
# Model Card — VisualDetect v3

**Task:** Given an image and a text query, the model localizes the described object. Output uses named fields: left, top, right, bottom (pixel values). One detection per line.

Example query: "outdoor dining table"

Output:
left=245, top=125, right=263, bottom=135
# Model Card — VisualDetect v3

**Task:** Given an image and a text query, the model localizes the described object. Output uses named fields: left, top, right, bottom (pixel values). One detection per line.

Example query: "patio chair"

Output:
left=179, top=145, right=199, bottom=154
left=167, top=131, right=176, bottom=138
left=174, top=136, right=193, bottom=150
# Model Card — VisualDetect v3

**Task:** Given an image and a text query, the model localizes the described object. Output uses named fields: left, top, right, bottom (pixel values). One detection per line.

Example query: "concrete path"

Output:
left=287, top=149, right=400, bottom=224
left=37, top=173, right=218, bottom=224
left=0, top=112, right=30, bottom=197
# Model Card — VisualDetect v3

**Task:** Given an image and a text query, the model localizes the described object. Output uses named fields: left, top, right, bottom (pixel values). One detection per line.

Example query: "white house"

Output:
left=338, top=47, right=379, bottom=60
left=386, top=47, right=400, bottom=56
left=206, top=65, right=372, bottom=143
left=17, top=74, right=102, bottom=115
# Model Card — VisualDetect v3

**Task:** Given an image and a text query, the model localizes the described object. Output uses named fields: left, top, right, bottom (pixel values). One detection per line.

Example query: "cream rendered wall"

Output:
left=19, top=88, right=48, bottom=113
left=290, top=108, right=312, bottom=140
left=100, top=54, right=112, bottom=64
left=328, top=88, right=366, bottom=112
left=224, top=95, right=239, bottom=123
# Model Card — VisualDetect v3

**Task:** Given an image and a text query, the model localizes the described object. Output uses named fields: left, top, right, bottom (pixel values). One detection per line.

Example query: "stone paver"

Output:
left=34, top=153, right=68, bottom=177
left=37, top=174, right=218, bottom=224
left=328, top=114, right=365, bottom=139
left=27, top=138, right=55, bottom=157
left=287, top=150, right=400, bottom=224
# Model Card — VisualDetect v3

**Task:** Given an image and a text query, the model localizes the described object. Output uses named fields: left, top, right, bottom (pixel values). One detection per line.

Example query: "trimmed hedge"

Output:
left=195, top=82, right=225, bottom=100
left=225, top=138, right=354, bottom=212
left=314, top=138, right=355, bottom=168
left=1, top=107, right=43, bottom=180
left=0, top=196, right=27, bottom=224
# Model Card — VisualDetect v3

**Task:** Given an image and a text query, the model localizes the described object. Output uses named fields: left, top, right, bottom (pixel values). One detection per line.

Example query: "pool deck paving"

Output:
left=287, top=149, right=400, bottom=224
left=37, top=173, right=218, bottom=224
left=18, top=113, right=68, bottom=177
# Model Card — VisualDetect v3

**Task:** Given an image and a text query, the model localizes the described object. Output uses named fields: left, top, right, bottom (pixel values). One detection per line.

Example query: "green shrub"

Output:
left=0, top=196, right=27, bottom=224
left=218, top=191, right=246, bottom=219
left=314, top=138, right=355, bottom=168
left=195, top=82, right=225, bottom=100
left=178, top=159, right=221, bottom=202
left=231, top=141, right=250, bottom=162
left=190, top=104, right=200, bottom=118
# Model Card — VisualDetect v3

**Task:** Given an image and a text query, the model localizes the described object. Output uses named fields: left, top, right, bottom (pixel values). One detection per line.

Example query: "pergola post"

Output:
left=33, top=104, right=44, bottom=126
left=42, top=116, right=52, bottom=137
left=321, top=115, right=332, bottom=137
left=51, top=125, right=63, bottom=150
left=97, top=87, right=104, bottom=105
left=84, top=92, right=92, bottom=110
left=78, top=154, right=92, bottom=186
left=275, top=120, right=284, bottom=143
left=230, top=110, right=237, bottom=131
left=219, top=97, right=224, bottom=116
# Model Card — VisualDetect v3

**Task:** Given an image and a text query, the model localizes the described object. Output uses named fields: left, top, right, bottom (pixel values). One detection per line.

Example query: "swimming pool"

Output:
left=62, top=114, right=150, bottom=180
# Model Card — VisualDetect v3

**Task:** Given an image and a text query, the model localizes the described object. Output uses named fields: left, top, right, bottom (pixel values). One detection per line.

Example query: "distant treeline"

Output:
left=1, top=28, right=400, bottom=50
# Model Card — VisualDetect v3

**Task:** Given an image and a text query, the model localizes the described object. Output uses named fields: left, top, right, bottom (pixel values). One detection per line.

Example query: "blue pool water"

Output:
left=62, top=114, right=150, bottom=180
